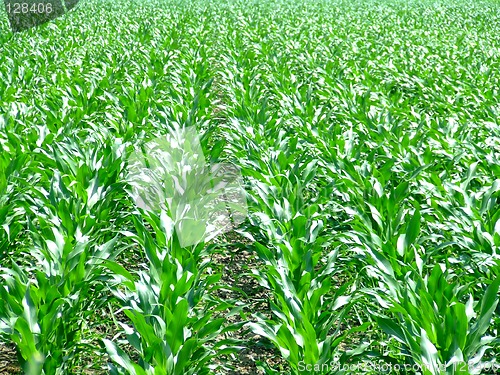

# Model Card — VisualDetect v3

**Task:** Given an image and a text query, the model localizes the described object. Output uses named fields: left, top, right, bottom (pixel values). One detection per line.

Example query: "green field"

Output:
left=1, top=0, right=500, bottom=373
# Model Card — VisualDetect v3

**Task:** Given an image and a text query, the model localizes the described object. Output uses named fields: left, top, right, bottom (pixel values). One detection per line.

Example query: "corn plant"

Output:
left=370, top=264, right=499, bottom=375
left=103, top=210, right=241, bottom=375
left=236, top=151, right=364, bottom=374
left=0, top=174, right=122, bottom=373
left=0, top=132, right=128, bottom=373
left=248, top=239, right=364, bottom=375
left=0, top=119, right=31, bottom=261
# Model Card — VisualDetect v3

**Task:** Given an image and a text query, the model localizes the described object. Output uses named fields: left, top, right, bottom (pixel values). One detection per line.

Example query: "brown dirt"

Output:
left=209, top=231, right=289, bottom=374
left=0, top=344, right=20, bottom=375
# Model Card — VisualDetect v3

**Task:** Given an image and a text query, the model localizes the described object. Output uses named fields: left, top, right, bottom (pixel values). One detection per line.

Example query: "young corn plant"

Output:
left=371, top=263, right=499, bottom=375
left=103, top=210, right=241, bottom=375
left=0, top=120, right=31, bottom=261
left=0, top=134, right=127, bottom=373
left=0, top=171, right=122, bottom=374
left=243, top=155, right=363, bottom=374
left=420, top=175, right=500, bottom=286
left=336, top=160, right=423, bottom=290
left=248, top=235, right=363, bottom=375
